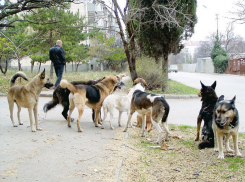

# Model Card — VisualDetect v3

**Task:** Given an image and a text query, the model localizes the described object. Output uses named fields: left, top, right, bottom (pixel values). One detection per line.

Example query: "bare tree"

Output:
left=97, top=0, right=193, bottom=81
left=0, top=0, right=76, bottom=27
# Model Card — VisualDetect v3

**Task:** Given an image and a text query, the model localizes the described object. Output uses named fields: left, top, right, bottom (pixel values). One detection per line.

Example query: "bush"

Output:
left=136, top=57, right=165, bottom=90
left=213, top=55, right=229, bottom=73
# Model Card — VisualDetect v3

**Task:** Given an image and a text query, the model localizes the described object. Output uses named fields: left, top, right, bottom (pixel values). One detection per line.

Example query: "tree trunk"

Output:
left=113, top=2, right=138, bottom=81
left=161, top=53, right=169, bottom=91
left=49, top=31, right=54, bottom=79
left=0, top=55, right=8, bottom=75
left=38, top=62, right=41, bottom=73
left=31, top=61, right=34, bottom=73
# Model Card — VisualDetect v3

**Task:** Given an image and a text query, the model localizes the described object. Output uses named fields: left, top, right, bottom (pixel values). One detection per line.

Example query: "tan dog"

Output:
left=60, top=75, right=122, bottom=132
left=7, top=69, right=53, bottom=132
left=137, top=111, right=153, bottom=132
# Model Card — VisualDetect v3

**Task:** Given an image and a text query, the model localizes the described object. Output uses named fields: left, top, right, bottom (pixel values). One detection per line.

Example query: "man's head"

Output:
left=56, top=40, right=62, bottom=47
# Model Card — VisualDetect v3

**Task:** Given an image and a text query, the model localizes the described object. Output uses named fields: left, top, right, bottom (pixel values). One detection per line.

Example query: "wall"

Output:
left=181, top=57, right=214, bottom=73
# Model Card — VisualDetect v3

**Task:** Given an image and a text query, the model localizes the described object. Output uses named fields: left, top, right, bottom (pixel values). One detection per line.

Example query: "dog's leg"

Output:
left=34, top=104, right=42, bottom=131
left=232, top=133, right=242, bottom=157
left=17, top=104, right=23, bottom=125
left=94, top=108, right=101, bottom=127
left=118, top=111, right=122, bottom=127
left=67, top=99, right=75, bottom=128
left=151, top=120, right=163, bottom=144
left=28, top=107, right=35, bottom=132
left=141, top=114, right=146, bottom=137
left=101, top=107, right=108, bottom=129
left=123, top=111, right=135, bottom=132
left=195, top=115, right=202, bottom=141
left=76, top=108, right=84, bottom=132
left=8, top=99, right=17, bottom=127
left=213, top=129, right=219, bottom=152
left=162, top=121, right=171, bottom=141
left=217, top=133, right=224, bottom=159
left=225, top=133, right=233, bottom=153
left=108, top=109, right=114, bottom=130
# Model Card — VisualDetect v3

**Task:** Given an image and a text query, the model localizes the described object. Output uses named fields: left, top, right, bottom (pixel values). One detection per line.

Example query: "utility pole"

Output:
left=216, top=14, right=219, bottom=36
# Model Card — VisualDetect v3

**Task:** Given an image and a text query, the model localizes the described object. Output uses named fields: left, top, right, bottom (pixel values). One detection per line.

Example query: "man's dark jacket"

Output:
left=49, top=45, right=66, bottom=66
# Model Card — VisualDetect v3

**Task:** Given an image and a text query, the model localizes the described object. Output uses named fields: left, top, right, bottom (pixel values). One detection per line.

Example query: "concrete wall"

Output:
left=9, top=57, right=102, bottom=72
left=182, top=63, right=197, bottom=72
left=181, top=57, right=214, bottom=73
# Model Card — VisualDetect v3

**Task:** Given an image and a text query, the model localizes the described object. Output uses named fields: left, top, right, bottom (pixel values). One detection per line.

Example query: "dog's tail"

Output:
left=10, top=71, right=28, bottom=87
left=161, top=99, right=170, bottom=123
left=43, top=92, right=59, bottom=113
left=60, top=79, right=77, bottom=93
left=198, top=140, right=214, bottom=149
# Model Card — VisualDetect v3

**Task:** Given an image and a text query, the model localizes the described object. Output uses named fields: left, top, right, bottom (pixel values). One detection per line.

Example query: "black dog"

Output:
left=43, top=77, right=124, bottom=121
left=195, top=81, right=218, bottom=149
left=43, top=79, right=103, bottom=121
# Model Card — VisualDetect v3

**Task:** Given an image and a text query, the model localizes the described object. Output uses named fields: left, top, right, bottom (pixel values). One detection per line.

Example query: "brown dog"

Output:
left=137, top=111, right=153, bottom=132
left=7, top=69, right=53, bottom=132
left=60, top=75, right=122, bottom=132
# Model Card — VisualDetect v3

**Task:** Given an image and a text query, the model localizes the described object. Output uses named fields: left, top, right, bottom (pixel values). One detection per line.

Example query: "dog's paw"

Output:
left=236, top=151, right=242, bottom=157
left=43, top=105, right=48, bottom=113
left=19, top=122, right=23, bottom=125
left=32, top=129, right=36, bottom=132
left=78, top=129, right=83, bottom=132
left=123, top=128, right=127, bottom=132
left=101, top=126, right=104, bottom=129
left=226, top=148, right=234, bottom=153
left=214, top=148, right=219, bottom=152
left=110, top=126, right=114, bottom=130
left=37, top=127, right=42, bottom=131
left=13, top=125, right=18, bottom=127
left=217, top=154, right=224, bottom=159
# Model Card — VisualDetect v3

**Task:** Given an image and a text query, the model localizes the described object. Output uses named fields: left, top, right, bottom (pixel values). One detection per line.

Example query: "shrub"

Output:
left=136, top=57, right=165, bottom=90
left=213, top=55, right=229, bottom=73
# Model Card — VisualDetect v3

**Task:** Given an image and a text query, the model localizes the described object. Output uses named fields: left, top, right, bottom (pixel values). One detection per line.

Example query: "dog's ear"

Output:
left=40, top=69, right=45, bottom=79
left=231, top=95, right=236, bottom=106
left=211, top=81, right=216, bottom=90
left=218, top=95, right=224, bottom=102
left=200, top=81, right=206, bottom=89
left=142, top=79, right=148, bottom=88
left=133, top=78, right=138, bottom=86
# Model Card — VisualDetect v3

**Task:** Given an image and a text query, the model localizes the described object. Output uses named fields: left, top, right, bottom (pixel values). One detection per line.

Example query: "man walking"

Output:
left=49, top=40, right=66, bottom=88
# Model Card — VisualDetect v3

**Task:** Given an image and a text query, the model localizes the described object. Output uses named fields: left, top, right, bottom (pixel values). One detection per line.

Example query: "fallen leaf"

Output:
left=161, top=142, right=168, bottom=150
left=172, top=134, right=180, bottom=139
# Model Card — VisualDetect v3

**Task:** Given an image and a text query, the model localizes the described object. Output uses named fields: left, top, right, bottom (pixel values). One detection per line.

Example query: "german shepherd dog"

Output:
left=195, top=81, right=218, bottom=149
left=213, top=95, right=242, bottom=159
left=43, top=78, right=103, bottom=121
left=60, top=75, right=123, bottom=132
left=7, top=69, right=53, bottom=132
left=123, top=78, right=170, bottom=144
left=43, top=74, right=125, bottom=121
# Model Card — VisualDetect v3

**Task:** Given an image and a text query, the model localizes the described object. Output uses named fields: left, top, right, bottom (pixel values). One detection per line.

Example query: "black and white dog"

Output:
left=123, top=78, right=170, bottom=144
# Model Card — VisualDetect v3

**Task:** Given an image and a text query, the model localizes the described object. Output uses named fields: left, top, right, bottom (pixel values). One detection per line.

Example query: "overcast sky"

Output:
left=189, top=0, right=245, bottom=41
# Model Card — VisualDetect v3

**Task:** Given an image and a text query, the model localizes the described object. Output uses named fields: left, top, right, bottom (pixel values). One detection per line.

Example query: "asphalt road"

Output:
left=1, top=72, right=245, bottom=181
left=169, top=71, right=245, bottom=133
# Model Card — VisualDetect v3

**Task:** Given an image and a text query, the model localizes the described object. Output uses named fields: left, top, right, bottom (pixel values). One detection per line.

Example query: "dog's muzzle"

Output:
left=44, top=82, right=54, bottom=89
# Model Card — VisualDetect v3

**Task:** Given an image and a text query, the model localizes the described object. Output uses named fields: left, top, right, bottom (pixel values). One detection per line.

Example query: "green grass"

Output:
left=0, top=69, right=199, bottom=95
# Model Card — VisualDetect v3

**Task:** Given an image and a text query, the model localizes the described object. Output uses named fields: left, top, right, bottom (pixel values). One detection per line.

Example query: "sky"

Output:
left=1, top=0, right=244, bottom=42
left=189, top=0, right=245, bottom=41
left=105, top=0, right=245, bottom=42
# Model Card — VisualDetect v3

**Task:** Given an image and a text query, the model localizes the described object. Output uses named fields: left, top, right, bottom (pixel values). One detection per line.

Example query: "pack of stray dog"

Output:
left=6, top=71, right=243, bottom=159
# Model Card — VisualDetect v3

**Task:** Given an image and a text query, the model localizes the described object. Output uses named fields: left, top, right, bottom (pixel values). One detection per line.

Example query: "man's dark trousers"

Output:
left=54, top=65, right=64, bottom=88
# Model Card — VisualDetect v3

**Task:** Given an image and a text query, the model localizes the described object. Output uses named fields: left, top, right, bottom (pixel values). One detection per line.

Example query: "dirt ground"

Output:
left=116, top=122, right=245, bottom=182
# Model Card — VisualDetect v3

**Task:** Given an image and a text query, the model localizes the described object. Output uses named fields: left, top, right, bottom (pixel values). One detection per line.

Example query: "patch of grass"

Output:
left=178, top=125, right=194, bottom=131
left=225, top=157, right=245, bottom=172
left=178, top=139, right=198, bottom=150
left=150, top=80, right=199, bottom=95
left=0, top=69, right=198, bottom=95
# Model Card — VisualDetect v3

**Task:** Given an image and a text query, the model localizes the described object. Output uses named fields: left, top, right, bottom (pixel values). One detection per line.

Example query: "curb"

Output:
left=0, top=92, right=199, bottom=99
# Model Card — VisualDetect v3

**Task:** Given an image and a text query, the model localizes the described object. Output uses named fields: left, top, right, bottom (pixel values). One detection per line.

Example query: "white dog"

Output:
left=101, top=88, right=134, bottom=129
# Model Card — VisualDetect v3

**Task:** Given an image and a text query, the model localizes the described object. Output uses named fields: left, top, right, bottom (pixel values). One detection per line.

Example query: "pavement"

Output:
left=0, top=87, right=200, bottom=182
